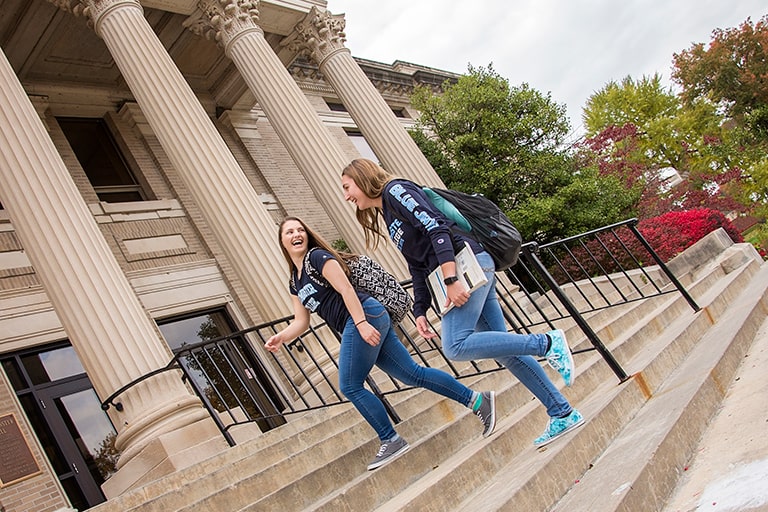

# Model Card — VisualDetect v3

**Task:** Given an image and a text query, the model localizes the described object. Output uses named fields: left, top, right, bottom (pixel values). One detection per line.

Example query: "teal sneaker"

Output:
left=534, top=410, right=585, bottom=447
left=545, top=329, right=576, bottom=386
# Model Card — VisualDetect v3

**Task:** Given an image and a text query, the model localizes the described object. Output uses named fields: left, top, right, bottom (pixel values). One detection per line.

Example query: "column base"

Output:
left=101, top=416, right=229, bottom=498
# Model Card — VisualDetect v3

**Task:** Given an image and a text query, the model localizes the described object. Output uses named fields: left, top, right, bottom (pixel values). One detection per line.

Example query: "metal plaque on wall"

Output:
left=0, top=413, right=42, bottom=487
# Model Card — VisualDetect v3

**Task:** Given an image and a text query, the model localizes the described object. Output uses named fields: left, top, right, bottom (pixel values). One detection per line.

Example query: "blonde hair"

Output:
left=278, top=216, right=352, bottom=277
left=341, top=158, right=395, bottom=250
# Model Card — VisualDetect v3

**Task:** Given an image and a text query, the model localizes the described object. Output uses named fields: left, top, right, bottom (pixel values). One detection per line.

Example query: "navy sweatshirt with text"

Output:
left=381, top=179, right=483, bottom=318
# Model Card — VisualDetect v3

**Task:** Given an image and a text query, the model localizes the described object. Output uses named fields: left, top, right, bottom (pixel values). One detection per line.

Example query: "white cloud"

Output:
left=329, top=0, right=767, bottom=136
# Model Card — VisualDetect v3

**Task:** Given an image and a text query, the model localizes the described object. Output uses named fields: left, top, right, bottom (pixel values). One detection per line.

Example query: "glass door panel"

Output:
left=38, top=379, right=114, bottom=508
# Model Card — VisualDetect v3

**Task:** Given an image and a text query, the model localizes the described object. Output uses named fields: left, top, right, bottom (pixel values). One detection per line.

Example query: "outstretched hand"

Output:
left=264, top=333, right=284, bottom=353
left=416, top=316, right=436, bottom=339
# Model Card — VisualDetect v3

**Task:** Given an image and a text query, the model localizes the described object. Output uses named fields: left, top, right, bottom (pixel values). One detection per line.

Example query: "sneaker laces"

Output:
left=375, top=443, right=389, bottom=457
left=547, top=353, right=566, bottom=371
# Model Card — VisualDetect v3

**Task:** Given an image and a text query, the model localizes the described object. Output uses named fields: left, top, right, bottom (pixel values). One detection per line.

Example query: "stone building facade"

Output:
left=0, top=1, right=457, bottom=510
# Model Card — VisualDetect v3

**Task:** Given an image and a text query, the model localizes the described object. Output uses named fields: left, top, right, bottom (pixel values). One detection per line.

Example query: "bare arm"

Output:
left=264, top=295, right=311, bottom=352
left=322, top=258, right=381, bottom=346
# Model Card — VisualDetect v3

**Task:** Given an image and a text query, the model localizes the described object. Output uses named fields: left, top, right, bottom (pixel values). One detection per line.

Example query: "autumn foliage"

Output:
left=636, top=209, right=743, bottom=261
left=543, top=209, right=743, bottom=284
left=580, top=121, right=749, bottom=220
left=673, top=15, right=768, bottom=120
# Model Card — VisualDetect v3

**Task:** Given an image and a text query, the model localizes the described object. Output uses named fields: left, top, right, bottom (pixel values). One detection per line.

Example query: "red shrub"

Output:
left=636, top=209, right=743, bottom=262
left=542, top=209, right=743, bottom=284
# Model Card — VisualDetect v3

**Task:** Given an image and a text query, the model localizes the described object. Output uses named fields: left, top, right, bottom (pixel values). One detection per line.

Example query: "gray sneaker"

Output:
left=474, top=391, right=497, bottom=437
left=367, top=436, right=410, bottom=471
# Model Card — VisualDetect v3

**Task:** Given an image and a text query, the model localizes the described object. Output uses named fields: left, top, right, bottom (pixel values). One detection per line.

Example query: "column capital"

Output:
left=282, top=6, right=348, bottom=66
left=48, top=0, right=142, bottom=30
left=47, top=0, right=89, bottom=16
left=47, top=0, right=91, bottom=29
left=185, top=0, right=261, bottom=51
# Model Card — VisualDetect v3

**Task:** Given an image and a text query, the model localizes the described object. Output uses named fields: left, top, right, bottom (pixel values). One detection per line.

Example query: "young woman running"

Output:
left=265, top=216, right=496, bottom=470
left=341, top=159, right=584, bottom=447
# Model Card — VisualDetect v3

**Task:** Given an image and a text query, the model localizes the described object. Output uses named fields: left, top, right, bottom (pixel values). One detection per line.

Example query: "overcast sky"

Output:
left=328, top=1, right=766, bottom=138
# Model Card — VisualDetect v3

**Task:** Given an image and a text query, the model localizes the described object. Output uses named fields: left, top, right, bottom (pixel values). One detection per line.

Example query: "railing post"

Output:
left=521, top=244, right=630, bottom=382
left=366, top=376, right=402, bottom=424
left=627, top=222, right=701, bottom=312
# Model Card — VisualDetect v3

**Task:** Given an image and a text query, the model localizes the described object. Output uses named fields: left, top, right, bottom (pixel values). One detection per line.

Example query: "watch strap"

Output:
left=443, top=275, right=459, bottom=285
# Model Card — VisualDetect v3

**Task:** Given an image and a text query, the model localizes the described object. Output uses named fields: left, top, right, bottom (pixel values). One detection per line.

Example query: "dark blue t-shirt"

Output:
left=381, top=179, right=482, bottom=317
left=290, top=248, right=370, bottom=333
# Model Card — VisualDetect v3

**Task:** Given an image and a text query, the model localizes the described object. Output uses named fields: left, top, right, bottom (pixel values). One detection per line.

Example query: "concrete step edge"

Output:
left=552, top=263, right=768, bottom=512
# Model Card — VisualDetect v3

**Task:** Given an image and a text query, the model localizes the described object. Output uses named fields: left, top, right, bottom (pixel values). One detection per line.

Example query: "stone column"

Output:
left=0, top=44, right=217, bottom=481
left=285, top=7, right=444, bottom=188
left=53, top=0, right=293, bottom=320
left=189, top=0, right=408, bottom=277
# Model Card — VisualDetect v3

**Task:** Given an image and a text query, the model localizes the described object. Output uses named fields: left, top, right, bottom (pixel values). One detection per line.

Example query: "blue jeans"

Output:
left=440, top=251, right=572, bottom=418
left=338, top=298, right=475, bottom=442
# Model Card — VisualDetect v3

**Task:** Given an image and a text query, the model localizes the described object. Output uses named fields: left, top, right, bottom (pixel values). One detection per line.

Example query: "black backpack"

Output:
left=423, top=187, right=523, bottom=271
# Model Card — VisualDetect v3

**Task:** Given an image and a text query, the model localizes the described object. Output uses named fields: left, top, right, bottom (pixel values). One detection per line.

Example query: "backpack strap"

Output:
left=422, top=187, right=473, bottom=232
left=302, top=247, right=327, bottom=287
left=422, top=186, right=478, bottom=256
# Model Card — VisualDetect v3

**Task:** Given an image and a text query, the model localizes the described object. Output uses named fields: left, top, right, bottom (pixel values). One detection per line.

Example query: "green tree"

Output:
left=410, top=64, right=636, bottom=243
left=582, top=75, right=750, bottom=217
left=583, top=74, right=678, bottom=139
left=410, top=64, right=573, bottom=212
left=512, top=166, right=640, bottom=242
left=583, top=74, right=726, bottom=174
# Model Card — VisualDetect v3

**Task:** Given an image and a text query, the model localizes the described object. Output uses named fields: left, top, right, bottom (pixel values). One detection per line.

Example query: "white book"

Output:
left=428, top=242, right=489, bottom=314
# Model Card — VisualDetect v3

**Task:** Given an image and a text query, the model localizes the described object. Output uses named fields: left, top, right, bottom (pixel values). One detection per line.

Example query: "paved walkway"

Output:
left=663, top=316, right=768, bottom=512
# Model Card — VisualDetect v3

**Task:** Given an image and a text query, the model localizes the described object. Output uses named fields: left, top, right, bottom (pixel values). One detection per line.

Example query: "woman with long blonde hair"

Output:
left=341, top=159, right=584, bottom=447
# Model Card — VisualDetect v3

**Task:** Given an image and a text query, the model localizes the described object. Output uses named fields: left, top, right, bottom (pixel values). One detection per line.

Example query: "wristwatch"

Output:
left=443, top=275, right=459, bottom=285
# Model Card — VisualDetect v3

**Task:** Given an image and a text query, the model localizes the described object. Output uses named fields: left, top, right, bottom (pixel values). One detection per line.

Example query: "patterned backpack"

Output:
left=301, top=248, right=413, bottom=325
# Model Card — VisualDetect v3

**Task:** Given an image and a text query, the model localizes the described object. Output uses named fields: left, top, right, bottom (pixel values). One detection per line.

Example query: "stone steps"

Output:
left=550, top=261, right=768, bottom=512
left=87, top=237, right=766, bottom=512
left=308, top=251, right=763, bottom=511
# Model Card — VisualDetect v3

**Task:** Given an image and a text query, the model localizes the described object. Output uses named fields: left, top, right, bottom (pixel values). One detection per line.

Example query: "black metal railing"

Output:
left=102, top=219, right=700, bottom=446
left=506, top=219, right=700, bottom=381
